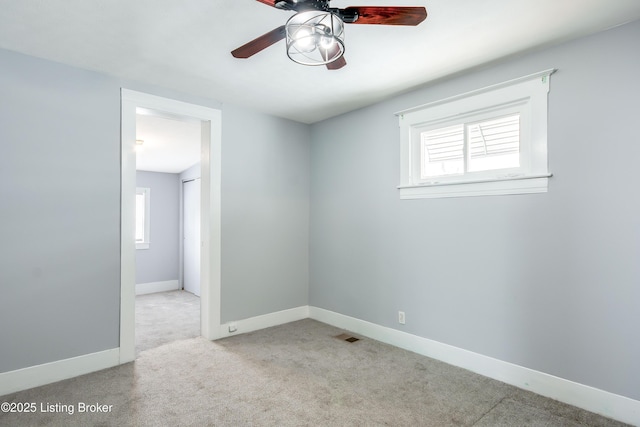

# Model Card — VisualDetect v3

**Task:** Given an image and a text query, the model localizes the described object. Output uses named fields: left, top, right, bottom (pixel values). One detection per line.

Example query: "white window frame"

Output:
left=135, top=187, right=151, bottom=250
left=396, top=69, right=555, bottom=199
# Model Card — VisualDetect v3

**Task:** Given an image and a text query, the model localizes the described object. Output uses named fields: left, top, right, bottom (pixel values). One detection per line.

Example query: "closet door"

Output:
left=183, top=178, right=201, bottom=296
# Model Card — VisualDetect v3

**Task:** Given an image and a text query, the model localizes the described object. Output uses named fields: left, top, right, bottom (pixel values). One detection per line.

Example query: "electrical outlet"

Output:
left=398, top=311, right=406, bottom=325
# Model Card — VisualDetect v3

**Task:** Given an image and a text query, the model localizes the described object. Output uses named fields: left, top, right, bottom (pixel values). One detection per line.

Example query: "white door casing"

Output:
left=120, top=89, right=222, bottom=363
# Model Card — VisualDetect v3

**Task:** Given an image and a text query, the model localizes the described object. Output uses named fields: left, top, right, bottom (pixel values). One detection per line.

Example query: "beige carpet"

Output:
left=0, top=318, right=630, bottom=426
left=135, top=290, right=200, bottom=355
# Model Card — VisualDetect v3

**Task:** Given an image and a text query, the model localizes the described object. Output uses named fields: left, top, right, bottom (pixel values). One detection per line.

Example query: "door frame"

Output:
left=120, top=89, right=222, bottom=363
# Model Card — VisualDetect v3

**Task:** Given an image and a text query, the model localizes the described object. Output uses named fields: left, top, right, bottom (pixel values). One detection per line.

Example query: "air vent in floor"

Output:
left=334, top=333, right=360, bottom=343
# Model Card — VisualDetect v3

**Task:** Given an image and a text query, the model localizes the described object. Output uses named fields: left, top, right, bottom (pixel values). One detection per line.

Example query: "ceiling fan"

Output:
left=231, top=0, right=427, bottom=70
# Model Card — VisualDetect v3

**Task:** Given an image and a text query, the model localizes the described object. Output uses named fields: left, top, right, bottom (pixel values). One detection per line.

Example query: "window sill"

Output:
left=398, top=174, right=551, bottom=199
left=136, top=243, right=150, bottom=250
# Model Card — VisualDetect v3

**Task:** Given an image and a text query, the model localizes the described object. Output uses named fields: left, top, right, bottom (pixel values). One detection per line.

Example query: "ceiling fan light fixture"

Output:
left=285, top=11, right=345, bottom=66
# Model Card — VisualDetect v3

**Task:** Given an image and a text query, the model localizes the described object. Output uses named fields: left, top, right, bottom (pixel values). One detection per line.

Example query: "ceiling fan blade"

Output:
left=256, top=0, right=277, bottom=7
left=326, top=56, right=347, bottom=70
left=343, top=6, right=427, bottom=26
left=231, top=25, right=287, bottom=58
left=319, top=43, right=347, bottom=70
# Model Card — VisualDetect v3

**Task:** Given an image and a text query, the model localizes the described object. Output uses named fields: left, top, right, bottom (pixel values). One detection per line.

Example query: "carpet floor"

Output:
left=135, top=290, right=200, bottom=355
left=0, top=296, right=630, bottom=426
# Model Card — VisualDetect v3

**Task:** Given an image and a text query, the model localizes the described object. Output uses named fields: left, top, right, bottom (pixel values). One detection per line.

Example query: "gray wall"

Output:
left=180, top=163, right=201, bottom=182
left=0, top=47, right=309, bottom=373
left=135, top=171, right=180, bottom=285
left=1, top=18, right=637, bottom=405
left=221, top=104, right=310, bottom=322
left=0, top=51, right=121, bottom=372
left=309, top=20, right=640, bottom=401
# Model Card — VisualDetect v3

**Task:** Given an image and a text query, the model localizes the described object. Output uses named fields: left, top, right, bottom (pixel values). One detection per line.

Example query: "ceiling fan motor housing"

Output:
left=275, top=0, right=329, bottom=11
left=274, top=0, right=360, bottom=23
left=285, top=10, right=345, bottom=65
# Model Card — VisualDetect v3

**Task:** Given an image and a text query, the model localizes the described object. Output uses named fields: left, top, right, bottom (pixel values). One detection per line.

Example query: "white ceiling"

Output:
left=1, top=1, right=639, bottom=125
left=135, top=112, right=201, bottom=174
left=6, top=2, right=639, bottom=174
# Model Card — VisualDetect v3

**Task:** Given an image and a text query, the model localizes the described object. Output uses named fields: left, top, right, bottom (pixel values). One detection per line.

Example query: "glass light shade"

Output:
left=285, top=11, right=345, bottom=66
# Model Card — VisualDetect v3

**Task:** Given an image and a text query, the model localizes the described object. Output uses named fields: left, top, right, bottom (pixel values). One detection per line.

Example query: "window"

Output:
left=136, top=187, right=150, bottom=249
left=397, top=69, right=554, bottom=199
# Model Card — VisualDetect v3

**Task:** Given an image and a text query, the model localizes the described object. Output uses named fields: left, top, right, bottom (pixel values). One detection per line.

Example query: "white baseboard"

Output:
left=4, top=306, right=637, bottom=425
left=219, top=305, right=309, bottom=338
left=0, top=348, right=120, bottom=397
left=135, top=280, right=180, bottom=295
left=0, top=306, right=309, bottom=396
left=309, top=306, right=640, bottom=426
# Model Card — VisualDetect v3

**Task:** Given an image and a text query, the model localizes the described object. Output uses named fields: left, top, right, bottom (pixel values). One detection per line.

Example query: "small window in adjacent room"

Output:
left=397, top=69, right=554, bottom=199
left=135, top=187, right=150, bottom=249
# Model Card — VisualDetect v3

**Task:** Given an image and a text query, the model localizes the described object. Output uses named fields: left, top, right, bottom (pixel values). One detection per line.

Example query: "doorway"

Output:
left=120, top=89, right=222, bottom=364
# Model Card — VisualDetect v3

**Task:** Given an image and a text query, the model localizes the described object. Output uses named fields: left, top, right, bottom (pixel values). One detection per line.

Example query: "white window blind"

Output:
left=421, top=124, right=464, bottom=178
left=136, top=187, right=150, bottom=249
left=468, top=114, right=521, bottom=172
left=135, top=193, right=146, bottom=242
left=421, top=114, right=521, bottom=179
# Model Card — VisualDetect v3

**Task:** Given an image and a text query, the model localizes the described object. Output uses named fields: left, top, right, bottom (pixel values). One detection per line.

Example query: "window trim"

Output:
left=135, top=187, right=151, bottom=250
left=396, top=69, right=555, bottom=199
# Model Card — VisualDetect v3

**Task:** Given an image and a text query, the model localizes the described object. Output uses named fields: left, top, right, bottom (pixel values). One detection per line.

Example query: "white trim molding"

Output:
left=309, top=306, right=640, bottom=426
left=120, top=89, right=223, bottom=365
left=135, top=280, right=180, bottom=295
left=0, top=349, right=120, bottom=396
left=398, top=175, right=551, bottom=199
left=218, top=306, right=310, bottom=339
left=3, top=304, right=638, bottom=426
left=396, top=69, right=555, bottom=199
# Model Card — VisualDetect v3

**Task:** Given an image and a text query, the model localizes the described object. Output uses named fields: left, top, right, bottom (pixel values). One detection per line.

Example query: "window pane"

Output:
left=421, top=124, right=464, bottom=178
left=135, top=193, right=145, bottom=242
left=467, top=114, right=520, bottom=172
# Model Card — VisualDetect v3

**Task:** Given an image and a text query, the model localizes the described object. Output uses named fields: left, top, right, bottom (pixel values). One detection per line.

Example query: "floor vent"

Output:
left=335, top=333, right=360, bottom=343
